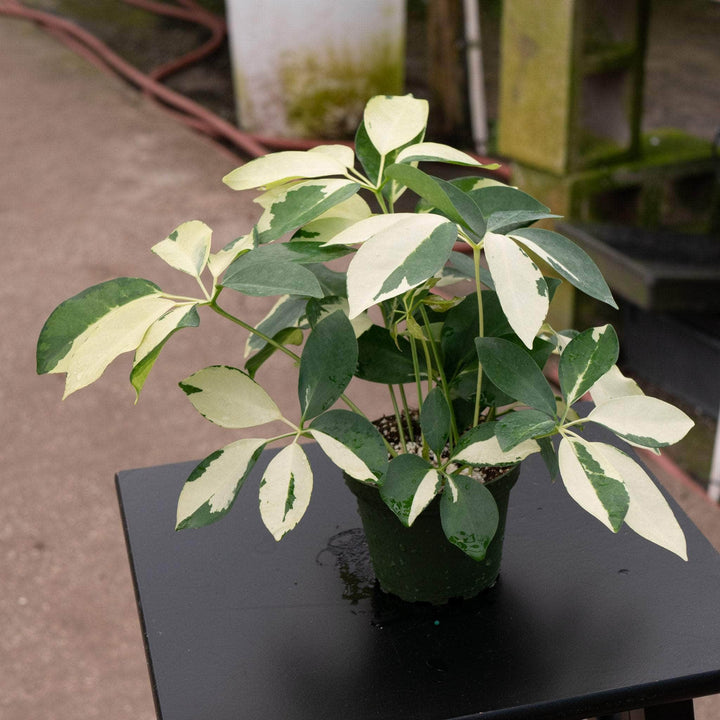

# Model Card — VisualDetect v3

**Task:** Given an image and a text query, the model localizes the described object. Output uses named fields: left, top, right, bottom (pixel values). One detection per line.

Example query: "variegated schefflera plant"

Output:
left=37, top=95, right=694, bottom=562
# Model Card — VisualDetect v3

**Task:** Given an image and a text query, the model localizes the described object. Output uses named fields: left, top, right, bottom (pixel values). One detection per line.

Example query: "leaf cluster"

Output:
left=37, top=96, right=693, bottom=561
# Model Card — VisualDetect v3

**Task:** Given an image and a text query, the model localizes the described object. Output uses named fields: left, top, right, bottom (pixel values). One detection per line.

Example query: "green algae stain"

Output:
left=279, top=36, right=404, bottom=139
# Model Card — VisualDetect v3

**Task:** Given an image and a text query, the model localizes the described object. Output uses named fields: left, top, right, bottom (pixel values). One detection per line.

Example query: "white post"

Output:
left=463, top=0, right=488, bottom=155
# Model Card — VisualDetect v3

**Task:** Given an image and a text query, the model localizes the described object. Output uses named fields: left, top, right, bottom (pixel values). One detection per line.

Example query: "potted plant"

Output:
left=37, top=95, right=693, bottom=605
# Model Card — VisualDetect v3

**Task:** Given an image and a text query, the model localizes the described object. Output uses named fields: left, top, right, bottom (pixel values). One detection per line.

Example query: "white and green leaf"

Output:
left=222, top=149, right=350, bottom=191
left=309, top=409, right=388, bottom=483
left=179, top=365, right=283, bottom=428
left=37, top=277, right=175, bottom=398
left=483, top=231, right=549, bottom=348
left=396, top=141, right=494, bottom=168
left=175, top=437, right=267, bottom=529
left=307, top=143, right=356, bottom=169
left=587, top=396, right=694, bottom=448
left=558, top=325, right=619, bottom=407
left=363, top=94, right=429, bottom=156
left=131, top=304, right=200, bottom=397
left=589, top=364, right=644, bottom=406
left=453, top=421, right=540, bottom=466
left=151, top=220, right=212, bottom=280
left=293, top=194, right=372, bottom=244
left=599, top=444, right=687, bottom=560
left=259, top=443, right=313, bottom=540
left=321, top=212, right=415, bottom=247
left=440, top=473, right=499, bottom=560
left=558, top=437, right=629, bottom=532
left=345, top=214, right=457, bottom=317
left=496, top=409, right=557, bottom=452
left=380, top=454, right=441, bottom=527
left=254, top=178, right=360, bottom=244
left=208, top=232, right=255, bottom=278
left=244, top=294, right=308, bottom=357
left=510, top=227, right=617, bottom=308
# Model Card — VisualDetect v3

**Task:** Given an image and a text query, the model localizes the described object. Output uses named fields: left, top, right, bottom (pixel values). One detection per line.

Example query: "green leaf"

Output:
left=452, top=421, right=540, bottom=466
left=244, top=294, right=308, bottom=357
left=484, top=231, right=549, bottom=348
left=587, top=396, right=694, bottom=448
left=175, top=438, right=267, bottom=529
left=485, top=210, right=561, bottom=234
left=558, top=437, right=629, bottom=532
left=226, top=241, right=354, bottom=277
left=298, top=310, right=358, bottom=420
left=304, top=264, right=347, bottom=297
left=222, top=148, right=350, bottom=191
left=389, top=165, right=488, bottom=238
left=222, top=261, right=323, bottom=298
left=384, top=164, right=465, bottom=226
left=396, top=141, right=497, bottom=168
left=131, top=304, right=200, bottom=397
left=440, top=474, right=499, bottom=560
left=253, top=179, right=360, bottom=244
left=245, top=327, right=303, bottom=379
left=559, top=325, right=619, bottom=406
left=441, top=293, right=483, bottom=379
left=259, top=443, right=313, bottom=540
left=538, top=437, right=559, bottom=480
left=496, top=409, right=557, bottom=451
left=37, top=277, right=174, bottom=398
left=346, top=214, right=457, bottom=317
left=356, top=325, right=423, bottom=384
left=305, top=296, right=372, bottom=338
left=510, top=227, right=617, bottom=308
left=599, top=444, right=687, bottom=559
left=179, top=365, right=283, bottom=428
left=363, top=94, right=429, bottom=156
left=475, top=337, right=557, bottom=417
left=420, top=386, right=452, bottom=457
left=469, top=185, right=558, bottom=233
left=151, top=220, right=212, bottom=279
left=309, top=409, right=388, bottom=483
left=380, top=454, right=441, bottom=527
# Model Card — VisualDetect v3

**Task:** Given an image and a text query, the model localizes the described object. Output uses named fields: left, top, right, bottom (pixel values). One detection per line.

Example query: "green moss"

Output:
left=279, top=37, right=404, bottom=139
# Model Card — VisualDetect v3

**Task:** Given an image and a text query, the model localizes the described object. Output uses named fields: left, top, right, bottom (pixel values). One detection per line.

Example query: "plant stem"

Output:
left=211, top=297, right=367, bottom=419
left=388, top=385, right=407, bottom=454
left=419, top=305, right=459, bottom=446
left=472, top=244, right=486, bottom=426
left=398, top=385, right=414, bottom=441
left=409, top=335, right=424, bottom=411
left=210, top=299, right=300, bottom=362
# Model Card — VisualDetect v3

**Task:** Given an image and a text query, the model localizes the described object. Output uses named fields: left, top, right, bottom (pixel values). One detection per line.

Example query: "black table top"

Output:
left=116, top=432, right=720, bottom=720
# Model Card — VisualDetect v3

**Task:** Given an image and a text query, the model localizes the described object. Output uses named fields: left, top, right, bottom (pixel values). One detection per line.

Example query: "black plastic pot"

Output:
left=345, top=465, right=520, bottom=605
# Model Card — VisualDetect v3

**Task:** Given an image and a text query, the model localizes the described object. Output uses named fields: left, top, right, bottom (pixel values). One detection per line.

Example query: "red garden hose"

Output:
left=0, top=0, right=508, bottom=173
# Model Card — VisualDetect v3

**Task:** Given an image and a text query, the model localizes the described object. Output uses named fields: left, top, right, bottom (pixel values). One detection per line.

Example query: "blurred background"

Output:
left=1, top=1, right=719, bottom=718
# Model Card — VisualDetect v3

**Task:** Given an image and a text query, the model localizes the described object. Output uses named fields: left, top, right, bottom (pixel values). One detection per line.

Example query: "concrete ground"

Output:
left=1, top=10, right=719, bottom=720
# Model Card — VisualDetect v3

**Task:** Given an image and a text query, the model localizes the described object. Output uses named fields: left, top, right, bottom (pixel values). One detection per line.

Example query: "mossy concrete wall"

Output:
left=498, top=0, right=649, bottom=175
left=512, top=130, right=720, bottom=235
left=225, top=0, right=405, bottom=139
